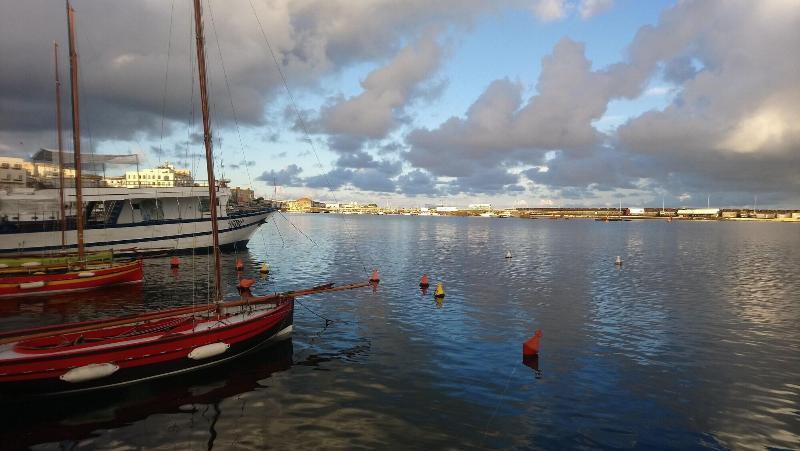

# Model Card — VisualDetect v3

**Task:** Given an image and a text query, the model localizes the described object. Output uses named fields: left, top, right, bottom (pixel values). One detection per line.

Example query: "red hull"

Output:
left=0, top=259, right=143, bottom=298
left=0, top=297, right=293, bottom=394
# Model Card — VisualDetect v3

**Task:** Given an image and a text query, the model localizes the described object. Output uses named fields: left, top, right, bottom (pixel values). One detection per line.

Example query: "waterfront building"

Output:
left=677, top=208, right=720, bottom=218
left=468, top=203, right=492, bottom=211
left=286, top=197, right=325, bottom=212
left=230, top=186, right=255, bottom=205
left=125, top=163, right=193, bottom=188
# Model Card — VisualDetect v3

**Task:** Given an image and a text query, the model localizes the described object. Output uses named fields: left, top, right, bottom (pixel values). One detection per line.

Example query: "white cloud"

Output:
left=532, top=0, right=568, bottom=22
left=579, top=0, right=614, bottom=19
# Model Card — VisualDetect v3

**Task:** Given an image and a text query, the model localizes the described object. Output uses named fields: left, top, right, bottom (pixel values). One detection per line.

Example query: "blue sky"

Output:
left=2, top=0, right=798, bottom=208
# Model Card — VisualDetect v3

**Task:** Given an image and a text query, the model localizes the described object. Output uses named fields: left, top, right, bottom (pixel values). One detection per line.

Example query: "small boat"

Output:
left=0, top=258, right=143, bottom=298
left=0, top=249, right=113, bottom=271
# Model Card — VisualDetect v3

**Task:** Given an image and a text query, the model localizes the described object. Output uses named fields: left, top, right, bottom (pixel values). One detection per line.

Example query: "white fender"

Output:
left=19, top=281, right=46, bottom=289
left=188, top=342, right=230, bottom=360
left=60, top=363, right=120, bottom=383
left=22, top=261, right=42, bottom=267
left=77, top=272, right=96, bottom=278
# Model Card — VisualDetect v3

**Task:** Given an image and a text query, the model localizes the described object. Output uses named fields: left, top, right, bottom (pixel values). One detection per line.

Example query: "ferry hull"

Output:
left=0, top=209, right=272, bottom=256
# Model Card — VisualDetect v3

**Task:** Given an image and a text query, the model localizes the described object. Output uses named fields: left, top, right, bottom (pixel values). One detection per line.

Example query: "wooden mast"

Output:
left=192, top=0, right=223, bottom=301
left=53, top=41, right=67, bottom=249
left=66, top=1, right=85, bottom=262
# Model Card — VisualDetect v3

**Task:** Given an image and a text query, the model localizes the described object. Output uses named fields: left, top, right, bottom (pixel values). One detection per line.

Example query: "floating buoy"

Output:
left=235, top=258, right=244, bottom=271
left=505, top=250, right=512, bottom=259
left=614, top=255, right=623, bottom=266
left=434, top=282, right=445, bottom=298
left=523, top=329, right=542, bottom=358
left=369, top=269, right=380, bottom=283
left=419, top=274, right=429, bottom=288
left=237, top=278, right=256, bottom=296
left=170, top=256, right=180, bottom=268
left=259, top=262, right=270, bottom=274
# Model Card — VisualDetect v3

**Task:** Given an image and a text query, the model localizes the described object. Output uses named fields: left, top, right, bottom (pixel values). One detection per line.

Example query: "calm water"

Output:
left=1, top=215, right=798, bottom=450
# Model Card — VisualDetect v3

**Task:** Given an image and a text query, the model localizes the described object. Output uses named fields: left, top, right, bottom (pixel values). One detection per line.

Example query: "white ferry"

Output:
left=0, top=186, right=274, bottom=256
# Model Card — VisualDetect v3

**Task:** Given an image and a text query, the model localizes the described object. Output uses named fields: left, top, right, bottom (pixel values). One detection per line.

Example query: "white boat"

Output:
left=0, top=185, right=274, bottom=256
left=479, top=211, right=497, bottom=217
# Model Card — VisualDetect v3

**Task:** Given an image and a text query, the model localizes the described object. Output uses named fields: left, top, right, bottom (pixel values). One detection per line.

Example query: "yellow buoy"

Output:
left=259, top=262, right=270, bottom=274
left=434, top=282, right=445, bottom=299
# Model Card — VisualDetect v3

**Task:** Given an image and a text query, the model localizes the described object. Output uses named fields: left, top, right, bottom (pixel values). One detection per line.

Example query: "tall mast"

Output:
left=193, top=0, right=222, bottom=302
left=66, top=1, right=84, bottom=261
left=54, top=41, right=66, bottom=249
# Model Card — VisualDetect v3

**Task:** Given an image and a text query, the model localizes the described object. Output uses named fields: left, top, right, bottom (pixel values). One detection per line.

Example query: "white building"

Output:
left=468, top=203, right=492, bottom=211
left=125, top=163, right=193, bottom=188
left=0, top=157, right=27, bottom=189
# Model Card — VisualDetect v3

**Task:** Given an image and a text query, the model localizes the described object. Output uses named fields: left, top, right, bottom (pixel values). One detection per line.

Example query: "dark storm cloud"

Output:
left=0, top=0, right=518, bottom=152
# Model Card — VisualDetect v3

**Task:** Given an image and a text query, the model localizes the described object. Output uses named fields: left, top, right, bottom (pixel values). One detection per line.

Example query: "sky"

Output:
left=0, top=0, right=798, bottom=208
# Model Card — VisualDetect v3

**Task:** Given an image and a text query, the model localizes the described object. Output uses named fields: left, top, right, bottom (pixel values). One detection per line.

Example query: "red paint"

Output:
left=523, top=329, right=542, bottom=357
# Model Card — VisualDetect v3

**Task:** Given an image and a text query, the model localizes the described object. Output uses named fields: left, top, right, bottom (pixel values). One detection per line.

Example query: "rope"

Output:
left=479, top=365, right=518, bottom=448
left=157, top=0, right=176, bottom=167
left=247, top=0, right=369, bottom=275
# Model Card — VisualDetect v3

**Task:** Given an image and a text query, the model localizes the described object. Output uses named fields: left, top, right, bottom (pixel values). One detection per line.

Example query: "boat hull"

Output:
left=0, top=209, right=273, bottom=256
left=0, top=259, right=144, bottom=298
left=0, top=301, right=293, bottom=395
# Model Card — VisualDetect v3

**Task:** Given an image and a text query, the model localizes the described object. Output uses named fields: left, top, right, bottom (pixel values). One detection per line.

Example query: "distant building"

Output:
left=677, top=208, right=720, bottom=218
left=0, top=155, right=78, bottom=189
left=125, top=163, right=193, bottom=188
left=435, top=206, right=458, bottom=213
left=286, top=197, right=325, bottom=212
left=468, top=203, right=492, bottom=211
left=230, top=186, right=255, bottom=205
left=0, top=157, right=27, bottom=189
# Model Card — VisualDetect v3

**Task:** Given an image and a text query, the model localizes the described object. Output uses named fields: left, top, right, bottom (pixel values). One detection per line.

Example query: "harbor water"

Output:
left=1, top=215, right=798, bottom=449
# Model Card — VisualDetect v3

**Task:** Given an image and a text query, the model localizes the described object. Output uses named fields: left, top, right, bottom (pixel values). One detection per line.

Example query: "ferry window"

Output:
left=199, top=198, right=210, bottom=212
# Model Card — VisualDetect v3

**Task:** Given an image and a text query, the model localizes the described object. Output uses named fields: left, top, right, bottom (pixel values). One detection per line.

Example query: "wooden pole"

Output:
left=66, top=1, right=84, bottom=263
left=192, top=0, right=223, bottom=302
left=54, top=41, right=67, bottom=249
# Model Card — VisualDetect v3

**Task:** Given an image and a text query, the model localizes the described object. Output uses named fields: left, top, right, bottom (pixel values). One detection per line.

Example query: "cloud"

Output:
left=0, top=0, right=514, bottom=151
left=396, top=169, right=441, bottom=196
left=405, top=37, right=643, bottom=177
left=578, top=0, right=614, bottom=19
left=401, top=0, right=800, bottom=205
left=255, top=164, right=304, bottom=186
left=319, top=33, right=444, bottom=140
left=532, top=0, right=568, bottom=22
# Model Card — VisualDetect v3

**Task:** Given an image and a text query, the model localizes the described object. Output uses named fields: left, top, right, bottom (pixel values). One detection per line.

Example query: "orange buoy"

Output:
left=523, top=330, right=542, bottom=358
left=237, top=279, right=256, bottom=293
left=369, top=269, right=380, bottom=283
left=434, top=282, right=445, bottom=299
left=235, top=258, right=244, bottom=271
left=170, top=256, right=180, bottom=268
left=419, top=274, right=429, bottom=288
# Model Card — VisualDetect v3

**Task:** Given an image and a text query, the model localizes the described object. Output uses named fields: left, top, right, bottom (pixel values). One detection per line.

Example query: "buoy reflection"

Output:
left=523, top=356, right=542, bottom=379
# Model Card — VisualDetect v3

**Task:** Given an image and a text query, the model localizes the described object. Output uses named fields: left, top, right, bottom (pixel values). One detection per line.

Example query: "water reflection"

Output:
left=0, top=217, right=797, bottom=449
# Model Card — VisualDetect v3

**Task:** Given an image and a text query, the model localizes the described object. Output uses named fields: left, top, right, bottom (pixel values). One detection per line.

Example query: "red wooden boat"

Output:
left=0, top=259, right=143, bottom=298
left=0, top=282, right=366, bottom=395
